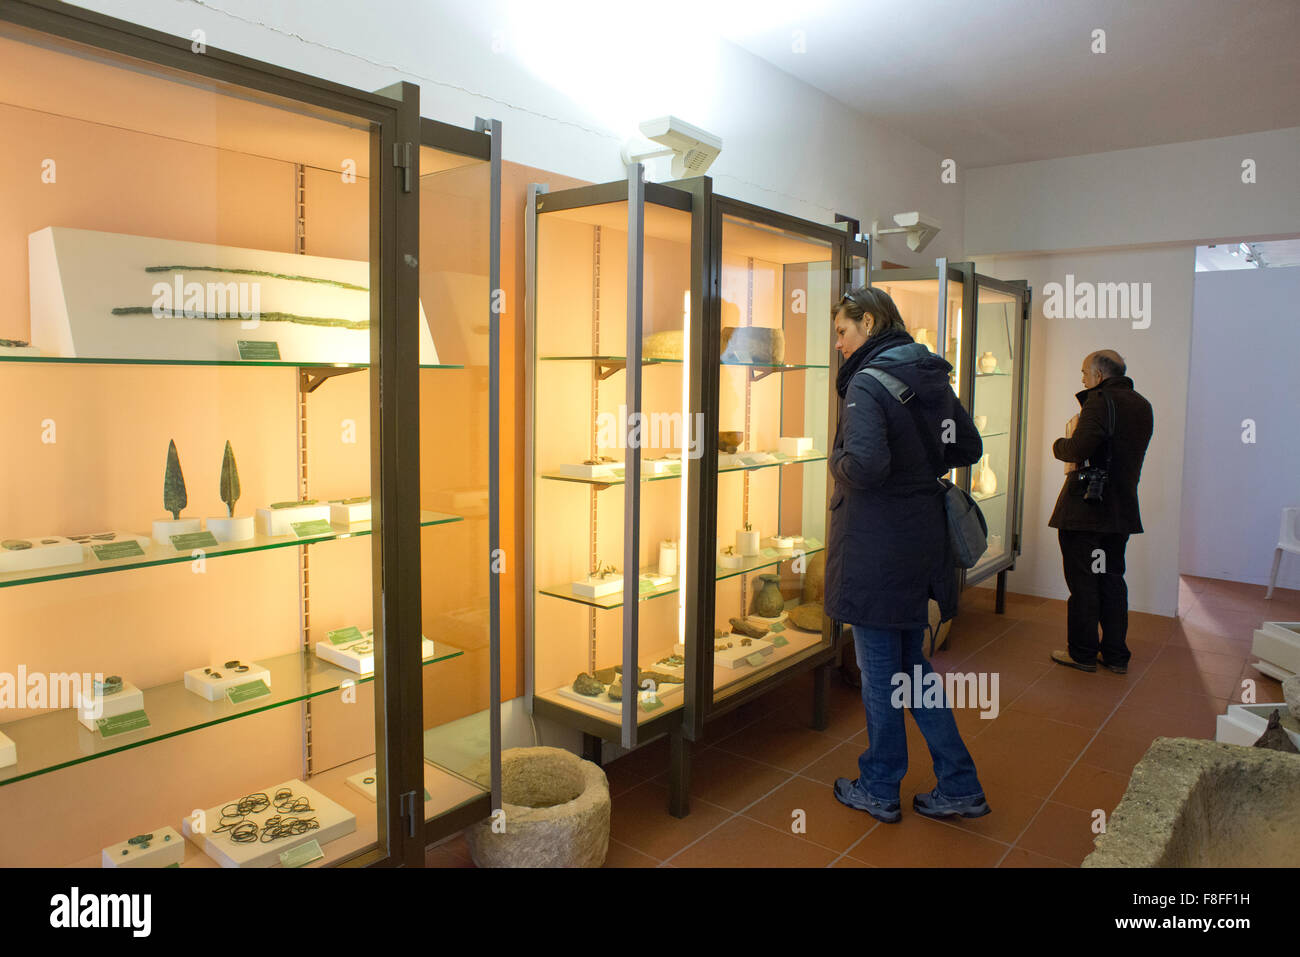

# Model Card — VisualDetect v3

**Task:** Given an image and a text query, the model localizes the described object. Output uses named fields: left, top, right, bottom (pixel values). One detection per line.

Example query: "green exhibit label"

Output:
left=745, top=652, right=766, bottom=667
left=170, top=531, right=219, bottom=551
left=769, top=622, right=786, bottom=633
left=769, top=634, right=789, bottom=647
left=237, top=340, right=281, bottom=360
left=760, top=547, right=779, bottom=558
left=91, top=540, right=146, bottom=561
left=97, top=709, right=151, bottom=737
left=279, top=840, right=323, bottom=868
left=424, top=788, right=432, bottom=801
left=291, top=519, right=333, bottom=537
left=638, top=694, right=663, bottom=713
left=328, top=626, right=364, bottom=645
left=804, top=538, right=823, bottom=550
left=226, top=679, right=271, bottom=704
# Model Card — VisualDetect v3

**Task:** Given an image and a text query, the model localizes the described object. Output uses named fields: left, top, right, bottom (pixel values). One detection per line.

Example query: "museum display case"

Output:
left=526, top=169, right=848, bottom=814
left=0, top=0, right=500, bottom=866
left=870, top=260, right=1031, bottom=608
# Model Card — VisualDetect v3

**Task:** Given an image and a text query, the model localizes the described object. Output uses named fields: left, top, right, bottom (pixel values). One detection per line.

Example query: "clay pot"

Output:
left=973, top=414, right=988, bottom=432
left=718, top=430, right=744, bottom=453
left=642, top=330, right=683, bottom=360
left=973, top=453, right=997, bottom=496
left=753, top=574, right=785, bottom=618
left=978, top=351, right=998, bottom=374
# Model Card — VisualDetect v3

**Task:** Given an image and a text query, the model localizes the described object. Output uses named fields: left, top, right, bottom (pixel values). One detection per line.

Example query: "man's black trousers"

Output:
left=1058, top=529, right=1131, bottom=666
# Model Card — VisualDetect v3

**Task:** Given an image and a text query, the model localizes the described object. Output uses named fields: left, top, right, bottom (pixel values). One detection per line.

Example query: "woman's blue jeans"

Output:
left=852, top=625, right=984, bottom=804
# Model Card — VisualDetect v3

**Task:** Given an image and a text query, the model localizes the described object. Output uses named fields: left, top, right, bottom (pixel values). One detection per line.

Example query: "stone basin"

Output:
left=1084, top=737, right=1300, bottom=867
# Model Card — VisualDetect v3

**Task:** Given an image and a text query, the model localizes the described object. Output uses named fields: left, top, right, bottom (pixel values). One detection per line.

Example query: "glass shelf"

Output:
left=0, top=642, right=464, bottom=788
left=976, top=431, right=1009, bottom=439
left=538, top=355, right=828, bottom=380
left=539, top=451, right=828, bottom=488
left=0, top=510, right=462, bottom=589
left=538, top=540, right=824, bottom=610
left=0, top=355, right=463, bottom=370
left=975, top=371, right=1011, bottom=378
left=971, top=491, right=1006, bottom=503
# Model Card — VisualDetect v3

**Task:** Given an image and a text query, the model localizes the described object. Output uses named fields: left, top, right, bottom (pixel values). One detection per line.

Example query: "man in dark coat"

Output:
left=826, top=286, right=988, bottom=825
left=1049, top=349, right=1153, bottom=674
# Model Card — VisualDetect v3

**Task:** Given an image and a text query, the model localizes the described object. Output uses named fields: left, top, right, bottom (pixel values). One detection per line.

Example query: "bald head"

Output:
left=1082, top=350, right=1125, bottom=388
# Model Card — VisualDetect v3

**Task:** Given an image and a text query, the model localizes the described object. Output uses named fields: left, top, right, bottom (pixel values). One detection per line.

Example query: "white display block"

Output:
left=329, top=500, right=371, bottom=525
left=345, top=769, right=381, bottom=802
left=778, top=436, right=814, bottom=456
left=29, top=227, right=438, bottom=364
left=1215, top=703, right=1300, bottom=750
left=718, top=453, right=744, bottom=468
left=1251, top=623, right=1300, bottom=677
left=0, top=730, right=15, bottom=769
left=715, top=636, right=775, bottom=669
left=206, top=515, right=255, bottom=543
left=771, top=535, right=795, bottom=556
left=0, top=536, right=84, bottom=573
left=0, top=343, right=39, bottom=356
left=736, top=529, right=760, bottom=556
left=314, top=631, right=435, bottom=676
left=572, top=575, right=623, bottom=598
left=642, top=457, right=680, bottom=476
left=152, top=517, right=201, bottom=546
left=74, top=532, right=152, bottom=559
left=718, top=551, right=745, bottom=569
left=183, top=778, right=355, bottom=868
left=558, top=462, right=623, bottom=479
left=255, top=503, right=331, bottom=536
left=73, top=679, right=144, bottom=732
left=184, top=662, right=272, bottom=701
left=555, top=678, right=684, bottom=715
left=102, top=826, right=184, bottom=868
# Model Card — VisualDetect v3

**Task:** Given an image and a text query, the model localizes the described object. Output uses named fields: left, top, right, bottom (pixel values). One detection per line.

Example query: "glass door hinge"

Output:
left=393, top=141, right=412, bottom=193
left=400, top=789, right=418, bottom=837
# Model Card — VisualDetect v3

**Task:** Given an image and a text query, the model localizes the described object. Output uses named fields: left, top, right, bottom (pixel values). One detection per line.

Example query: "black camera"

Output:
left=1075, top=465, right=1107, bottom=504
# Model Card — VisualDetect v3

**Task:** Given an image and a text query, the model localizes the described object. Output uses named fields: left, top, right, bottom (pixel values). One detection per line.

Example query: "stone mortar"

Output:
left=464, top=746, right=610, bottom=868
left=1083, top=737, right=1300, bottom=867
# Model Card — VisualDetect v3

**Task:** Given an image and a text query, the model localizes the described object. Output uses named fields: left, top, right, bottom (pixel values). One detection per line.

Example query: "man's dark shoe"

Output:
left=912, top=787, right=992, bottom=819
left=1097, top=657, right=1128, bottom=674
left=1050, top=649, right=1096, bottom=672
left=833, top=778, right=901, bottom=823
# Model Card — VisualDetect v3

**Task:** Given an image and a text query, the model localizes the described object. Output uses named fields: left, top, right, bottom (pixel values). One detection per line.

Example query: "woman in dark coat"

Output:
left=826, top=286, right=990, bottom=824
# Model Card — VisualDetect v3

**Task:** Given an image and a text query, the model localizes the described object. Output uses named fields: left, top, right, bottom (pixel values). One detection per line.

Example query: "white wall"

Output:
left=71, top=0, right=965, bottom=264
left=966, top=126, right=1300, bottom=255
left=1179, top=267, right=1300, bottom=589
left=975, top=248, right=1195, bottom=617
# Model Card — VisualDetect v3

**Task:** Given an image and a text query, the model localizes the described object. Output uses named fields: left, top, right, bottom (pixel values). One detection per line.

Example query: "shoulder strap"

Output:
left=860, top=367, right=945, bottom=477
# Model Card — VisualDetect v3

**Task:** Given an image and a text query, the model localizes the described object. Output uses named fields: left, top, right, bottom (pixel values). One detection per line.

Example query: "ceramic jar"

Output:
left=973, top=453, right=998, bottom=496
left=978, top=351, right=998, bottom=374
left=753, top=574, right=785, bottom=618
left=973, top=414, right=988, bottom=433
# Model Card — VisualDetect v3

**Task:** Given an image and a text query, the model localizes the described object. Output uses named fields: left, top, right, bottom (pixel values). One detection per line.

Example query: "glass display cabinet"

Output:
left=526, top=170, right=848, bottom=815
left=870, top=260, right=1031, bottom=611
left=0, top=0, right=499, bottom=867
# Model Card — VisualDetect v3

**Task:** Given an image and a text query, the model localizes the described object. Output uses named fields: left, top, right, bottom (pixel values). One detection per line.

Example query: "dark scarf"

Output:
left=836, top=329, right=913, bottom=397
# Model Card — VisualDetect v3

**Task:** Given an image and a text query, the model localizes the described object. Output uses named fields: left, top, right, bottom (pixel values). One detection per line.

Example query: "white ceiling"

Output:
left=713, top=0, right=1300, bottom=168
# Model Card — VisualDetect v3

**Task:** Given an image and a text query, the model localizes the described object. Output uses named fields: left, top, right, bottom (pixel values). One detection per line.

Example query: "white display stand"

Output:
left=183, top=663, right=272, bottom=701
left=1215, top=703, right=1300, bottom=749
left=0, top=536, right=84, bottom=573
left=559, top=462, right=623, bottom=480
left=1251, top=622, right=1300, bottom=678
left=642, top=458, right=680, bottom=476
left=778, top=436, right=814, bottom=456
left=73, top=679, right=144, bottom=731
left=714, top=636, right=775, bottom=669
left=0, top=343, right=39, bottom=356
left=345, top=769, right=381, bottom=802
left=255, top=503, right=332, bottom=536
left=29, top=227, right=438, bottom=364
left=572, top=575, right=623, bottom=599
left=329, top=500, right=371, bottom=525
left=206, top=516, right=255, bottom=543
left=102, top=826, right=184, bottom=868
left=183, top=779, right=355, bottom=868
left=771, top=536, right=795, bottom=557
left=718, top=550, right=745, bottom=569
left=555, top=678, right=683, bottom=715
left=74, top=532, right=152, bottom=559
left=314, top=631, right=435, bottom=676
left=151, top=517, right=201, bottom=546
left=0, top=730, right=15, bottom=769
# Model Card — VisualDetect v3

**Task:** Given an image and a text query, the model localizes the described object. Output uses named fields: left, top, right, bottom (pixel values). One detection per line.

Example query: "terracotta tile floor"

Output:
left=429, top=575, right=1300, bottom=869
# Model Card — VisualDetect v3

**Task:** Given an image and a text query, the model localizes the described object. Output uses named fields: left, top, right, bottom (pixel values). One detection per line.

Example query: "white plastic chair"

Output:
left=1266, top=507, right=1300, bottom=599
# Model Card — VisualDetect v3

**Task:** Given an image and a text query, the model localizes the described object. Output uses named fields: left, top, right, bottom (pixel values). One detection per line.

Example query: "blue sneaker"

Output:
left=833, top=778, right=901, bottom=823
left=912, top=787, right=991, bottom=819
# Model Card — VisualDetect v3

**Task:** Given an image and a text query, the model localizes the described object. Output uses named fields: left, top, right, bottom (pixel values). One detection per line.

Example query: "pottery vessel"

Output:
left=973, top=414, right=988, bottom=432
left=978, top=351, right=998, bottom=374
left=753, top=574, right=785, bottom=617
left=973, top=453, right=997, bottom=496
left=721, top=326, right=785, bottom=365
